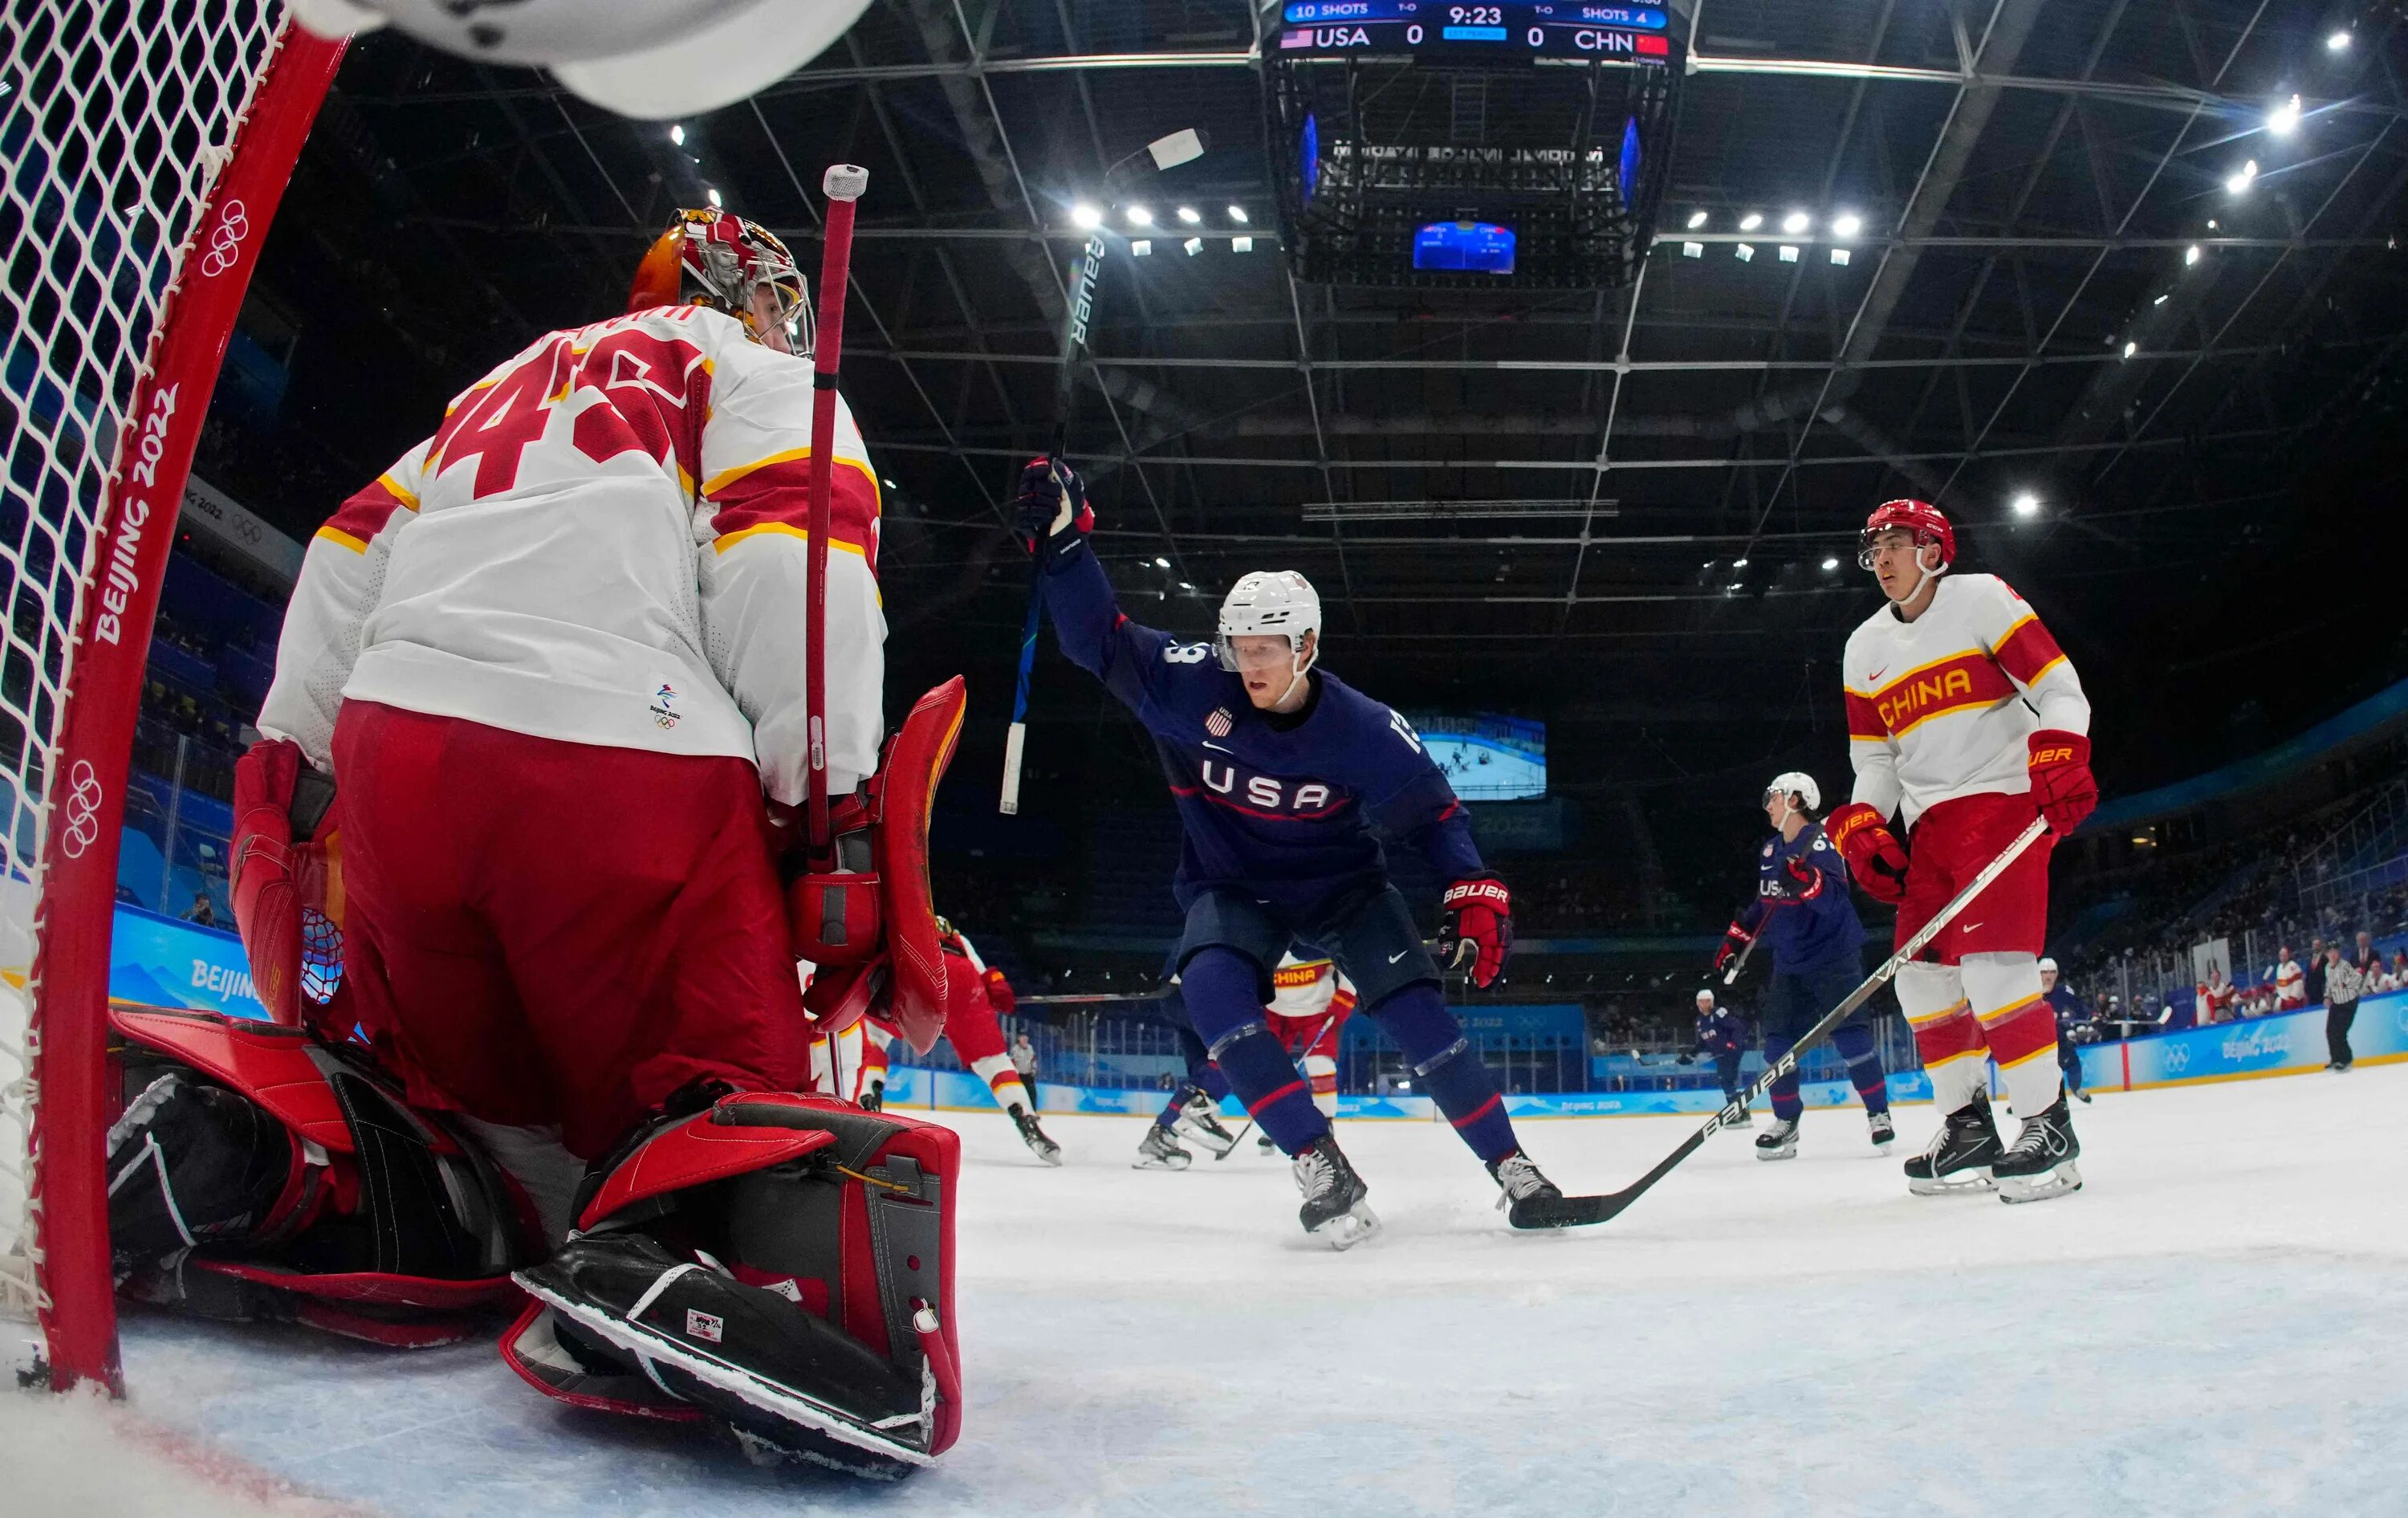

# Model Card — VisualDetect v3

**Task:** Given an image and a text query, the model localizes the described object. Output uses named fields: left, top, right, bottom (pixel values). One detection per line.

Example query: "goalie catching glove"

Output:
left=1826, top=801, right=1910, bottom=906
left=1440, top=875, right=1514, bottom=990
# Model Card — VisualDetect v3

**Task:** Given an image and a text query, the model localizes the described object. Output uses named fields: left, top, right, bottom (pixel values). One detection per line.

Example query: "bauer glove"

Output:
left=1441, top=874, right=1514, bottom=990
left=1013, top=455, right=1092, bottom=564
left=1826, top=801, right=1910, bottom=906
left=2027, top=730, right=2097, bottom=834
left=1713, top=920, right=1754, bottom=976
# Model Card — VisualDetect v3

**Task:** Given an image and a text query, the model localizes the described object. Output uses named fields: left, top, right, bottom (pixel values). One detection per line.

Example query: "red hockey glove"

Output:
left=1713, top=920, right=1754, bottom=976
left=1826, top=801, right=1910, bottom=905
left=982, top=964, right=1017, bottom=1017
left=1441, top=875, right=1514, bottom=990
left=2028, top=730, right=2097, bottom=834
left=1012, top=455, right=1092, bottom=563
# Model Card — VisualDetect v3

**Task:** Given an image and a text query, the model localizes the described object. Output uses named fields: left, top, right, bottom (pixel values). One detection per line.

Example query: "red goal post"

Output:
left=1, top=7, right=343, bottom=1394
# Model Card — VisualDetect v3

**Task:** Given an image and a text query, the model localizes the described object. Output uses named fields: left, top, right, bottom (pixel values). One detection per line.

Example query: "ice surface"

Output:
left=6, top=1067, right=2405, bottom=1516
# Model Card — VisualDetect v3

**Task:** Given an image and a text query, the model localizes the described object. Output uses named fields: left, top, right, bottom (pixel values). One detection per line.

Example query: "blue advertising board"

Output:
left=108, top=903, right=266, bottom=1019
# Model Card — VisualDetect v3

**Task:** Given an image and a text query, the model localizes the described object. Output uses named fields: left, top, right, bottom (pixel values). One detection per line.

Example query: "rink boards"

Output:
left=75, top=901, right=2408, bottom=1113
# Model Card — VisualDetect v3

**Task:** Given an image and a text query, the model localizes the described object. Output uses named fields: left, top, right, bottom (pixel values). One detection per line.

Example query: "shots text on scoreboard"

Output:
left=1280, top=2, right=1674, bottom=62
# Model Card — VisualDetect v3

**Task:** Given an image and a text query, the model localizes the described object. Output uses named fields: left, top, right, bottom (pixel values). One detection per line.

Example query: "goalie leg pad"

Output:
left=107, top=1066, right=307, bottom=1272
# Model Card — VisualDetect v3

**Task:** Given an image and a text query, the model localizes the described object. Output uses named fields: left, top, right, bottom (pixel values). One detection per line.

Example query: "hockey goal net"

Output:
left=1, top=2, right=341, bottom=1391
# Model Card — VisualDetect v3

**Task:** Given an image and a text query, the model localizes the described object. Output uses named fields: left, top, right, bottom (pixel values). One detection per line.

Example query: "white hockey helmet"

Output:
left=1763, top=771, right=1820, bottom=812
left=1215, top=570, right=1323, bottom=673
left=2038, top=957, right=2059, bottom=974
left=1695, top=988, right=1715, bottom=1007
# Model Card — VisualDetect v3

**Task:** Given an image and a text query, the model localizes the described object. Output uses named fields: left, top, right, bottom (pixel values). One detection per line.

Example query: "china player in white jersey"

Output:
left=1826, top=500, right=2097, bottom=1203
left=1252, top=951, right=1360, bottom=1151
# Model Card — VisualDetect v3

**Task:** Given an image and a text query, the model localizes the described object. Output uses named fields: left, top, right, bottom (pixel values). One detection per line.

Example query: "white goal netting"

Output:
left=1, top=0, right=290, bottom=1329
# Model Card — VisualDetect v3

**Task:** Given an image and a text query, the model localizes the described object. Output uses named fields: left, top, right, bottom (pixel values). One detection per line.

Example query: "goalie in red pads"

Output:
left=1828, top=500, right=2097, bottom=1203
left=125, top=206, right=967, bottom=1472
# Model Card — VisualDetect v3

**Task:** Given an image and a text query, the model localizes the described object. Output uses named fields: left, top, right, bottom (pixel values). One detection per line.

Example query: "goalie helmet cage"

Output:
left=0, top=4, right=343, bottom=1393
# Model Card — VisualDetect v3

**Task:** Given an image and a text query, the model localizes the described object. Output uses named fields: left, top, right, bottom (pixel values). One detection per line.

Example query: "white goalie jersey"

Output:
left=257, top=304, right=886, bottom=804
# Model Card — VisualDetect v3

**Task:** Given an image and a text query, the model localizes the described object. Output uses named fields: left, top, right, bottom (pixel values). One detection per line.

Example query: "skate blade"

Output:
left=1173, top=1121, right=1237, bottom=1158
left=1308, top=1202, right=1381, bottom=1251
left=514, top=1278, right=936, bottom=1468
left=1906, top=1169, right=1995, bottom=1196
left=1132, top=1153, right=1190, bottom=1171
left=1025, top=1138, right=1065, bottom=1167
left=1755, top=1146, right=1798, bottom=1162
left=1996, top=1159, right=2083, bottom=1205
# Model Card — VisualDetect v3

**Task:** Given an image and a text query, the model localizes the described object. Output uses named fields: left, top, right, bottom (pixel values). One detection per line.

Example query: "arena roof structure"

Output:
left=245, top=1, right=2408, bottom=810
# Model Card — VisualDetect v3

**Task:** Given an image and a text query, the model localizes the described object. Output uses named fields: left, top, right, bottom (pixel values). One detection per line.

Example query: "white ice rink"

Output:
left=7, top=1064, right=2405, bottom=1517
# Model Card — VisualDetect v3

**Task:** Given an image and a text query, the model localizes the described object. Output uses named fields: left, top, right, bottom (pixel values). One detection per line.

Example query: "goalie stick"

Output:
left=1515, top=815, right=2053, bottom=1230
left=803, top=164, right=868, bottom=855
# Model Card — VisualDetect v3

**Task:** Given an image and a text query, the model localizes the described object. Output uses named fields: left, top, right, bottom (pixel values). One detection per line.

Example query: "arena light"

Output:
left=2328, top=28, right=2353, bottom=51
left=2268, top=94, right=2302, bottom=136
left=2012, top=493, right=2040, bottom=518
left=1829, top=247, right=1851, bottom=266
left=1777, top=244, right=1798, bottom=262
left=1780, top=210, right=1809, bottom=234
left=1686, top=209, right=1708, bottom=229
left=1739, top=211, right=1763, bottom=231
left=1682, top=241, right=1704, bottom=258
left=2186, top=243, right=2203, bottom=266
left=1227, top=205, right=1249, bottom=223
left=1732, top=556, right=1749, bottom=568
left=2123, top=340, right=2138, bottom=358
left=1820, top=556, right=1840, bottom=571
left=1176, top=206, right=1202, bottom=224
left=1071, top=202, right=1103, bottom=230
left=669, top=123, right=685, bottom=145
left=1154, top=556, right=1171, bottom=568
left=1131, top=239, right=1153, bottom=256
left=1831, top=212, right=1862, bottom=238
left=1735, top=242, right=1755, bottom=262
left=1126, top=205, right=1154, bottom=227
left=1182, top=236, right=1203, bottom=256
left=2225, top=160, right=2258, bottom=195
left=1232, top=235, right=1255, bottom=253
left=706, top=185, right=722, bottom=208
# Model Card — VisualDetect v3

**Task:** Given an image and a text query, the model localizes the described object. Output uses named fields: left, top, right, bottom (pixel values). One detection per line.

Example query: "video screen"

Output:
left=1409, top=712, right=1547, bottom=800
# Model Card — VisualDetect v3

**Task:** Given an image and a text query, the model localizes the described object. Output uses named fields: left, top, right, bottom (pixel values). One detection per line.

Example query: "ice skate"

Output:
left=1170, top=1088, right=1240, bottom=1158
left=1867, top=1109, right=1897, bottom=1150
left=1723, top=1104, right=1754, bottom=1129
left=1257, top=1132, right=1278, bottom=1155
left=1755, top=1117, right=1800, bottom=1161
left=2070, top=1086, right=2093, bottom=1105
left=1010, top=1107, right=1064, bottom=1166
left=1904, top=1094, right=2003, bottom=1194
left=515, top=1231, right=932, bottom=1474
left=1992, top=1093, right=2083, bottom=1204
left=1133, top=1124, right=1192, bottom=1170
left=1292, top=1134, right=1379, bottom=1249
left=1490, top=1150, right=1587, bottom=1230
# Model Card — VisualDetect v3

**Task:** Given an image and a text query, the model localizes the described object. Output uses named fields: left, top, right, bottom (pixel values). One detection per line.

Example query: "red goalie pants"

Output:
left=332, top=701, right=809, bottom=1158
left=1896, top=789, right=2054, bottom=963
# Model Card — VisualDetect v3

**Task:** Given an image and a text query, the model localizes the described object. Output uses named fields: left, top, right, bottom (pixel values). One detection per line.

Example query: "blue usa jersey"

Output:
left=1740, top=822, right=1865, bottom=974
left=1694, top=1007, right=1745, bottom=1058
left=1041, top=548, right=1483, bottom=916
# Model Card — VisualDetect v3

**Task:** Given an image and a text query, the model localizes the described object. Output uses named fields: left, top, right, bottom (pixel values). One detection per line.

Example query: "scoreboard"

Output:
left=1278, top=2, right=1674, bottom=63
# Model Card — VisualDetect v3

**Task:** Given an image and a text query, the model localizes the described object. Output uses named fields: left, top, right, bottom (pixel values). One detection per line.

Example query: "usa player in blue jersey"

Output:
left=1713, top=772, right=1896, bottom=1159
left=1017, top=459, right=1575, bottom=1246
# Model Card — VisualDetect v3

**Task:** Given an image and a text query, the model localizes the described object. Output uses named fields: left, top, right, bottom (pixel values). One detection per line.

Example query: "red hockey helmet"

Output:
left=1857, top=499, right=1955, bottom=573
left=628, top=206, right=809, bottom=352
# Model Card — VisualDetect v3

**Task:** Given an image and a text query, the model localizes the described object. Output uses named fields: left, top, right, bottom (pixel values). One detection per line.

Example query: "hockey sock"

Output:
left=1764, top=1034, right=1804, bottom=1122
left=1832, top=1021, right=1890, bottom=1115
left=970, top=1054, right=1030, bottom=1116
left=1365, top=984, right=1519, bottom=1166
left=1304, top=1053, right=1339, bottom=1120
left=1175, top=1024, right=1230, bottom=1102
left=1898, top=962, right=1987, bottom=1113
left=1962, top=952, right=2060, bottom=1117
left=1181, top=949, right=1329, bottom=1154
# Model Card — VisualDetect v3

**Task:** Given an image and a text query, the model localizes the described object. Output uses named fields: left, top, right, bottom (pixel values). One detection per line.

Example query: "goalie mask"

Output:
left=1216, top=570, right=1321, bottom=706
left=628, top=208, right=810, bottom=353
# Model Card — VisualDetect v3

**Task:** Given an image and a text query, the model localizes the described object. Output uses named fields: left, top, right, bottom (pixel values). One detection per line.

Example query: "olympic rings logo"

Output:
left=59, top=759, right=105, bottom=860
left=198, top=200, right=249, bottom=278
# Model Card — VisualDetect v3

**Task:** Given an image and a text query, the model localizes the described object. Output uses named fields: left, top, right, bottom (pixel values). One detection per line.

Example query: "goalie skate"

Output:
left=516, top=1231, right=937, bottom=1475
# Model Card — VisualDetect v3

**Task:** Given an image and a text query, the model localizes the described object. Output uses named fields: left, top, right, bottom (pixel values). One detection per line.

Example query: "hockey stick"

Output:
left=803, top=164, right=868, bottom=856
left=1721, top=932, right=1759, bottom=987
left=1000, top=128, right=1209, bottom=815
left=1014, top=986, right=1181, bottom=1007
left=1214, top=1001, right=1348, bottom=1161
left=1521, top=815, right=2052, bottom=1229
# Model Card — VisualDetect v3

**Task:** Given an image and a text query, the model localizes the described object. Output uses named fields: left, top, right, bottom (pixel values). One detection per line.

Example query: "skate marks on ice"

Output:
left=11, top=1067, right=2403, bottom=1517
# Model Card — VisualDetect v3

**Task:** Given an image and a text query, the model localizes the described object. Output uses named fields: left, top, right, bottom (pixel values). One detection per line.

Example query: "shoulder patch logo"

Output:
left=1206, top=707, right=1233, bottom=738
left=649, top=682, right=681, bottom=729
